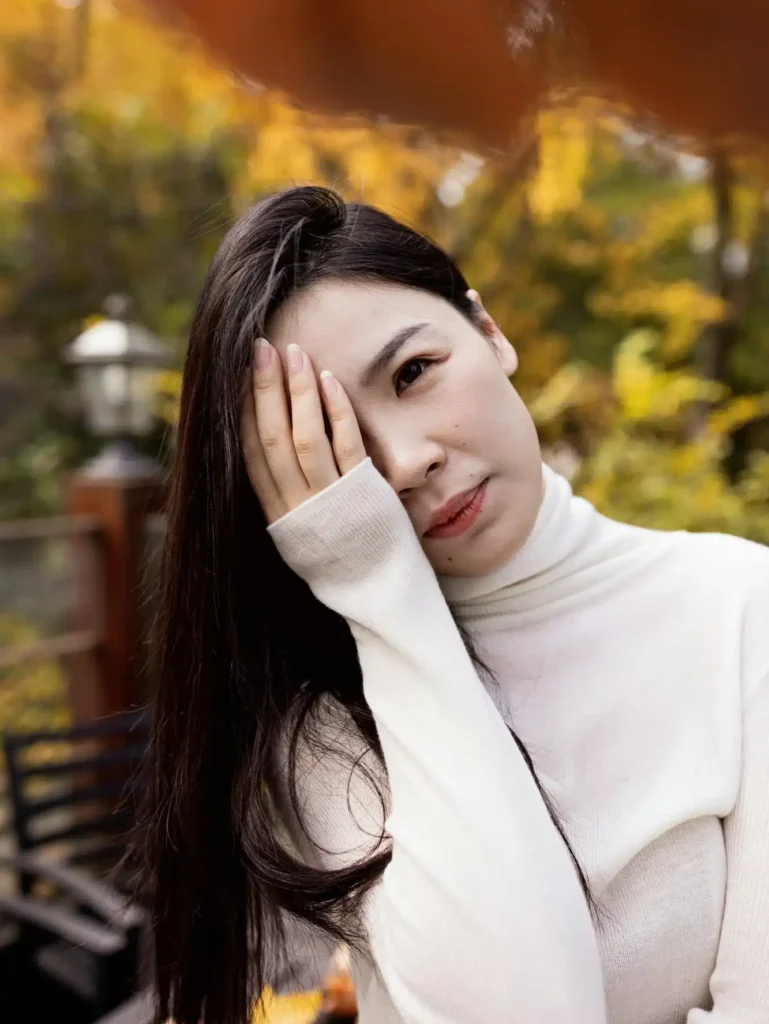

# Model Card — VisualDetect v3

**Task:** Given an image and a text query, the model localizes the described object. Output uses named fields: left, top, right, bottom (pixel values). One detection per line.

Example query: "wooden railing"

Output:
left=0, top=468, right=166, bottom=884
left=0, top=515, right=107, bottom=860
left=0, top=515, right=100, bottom=542
left=0, top=515, right=106, bottom=724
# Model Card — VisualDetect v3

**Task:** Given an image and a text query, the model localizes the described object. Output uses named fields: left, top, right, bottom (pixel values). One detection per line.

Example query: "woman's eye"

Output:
left=395, top=358, right=432, bottom=394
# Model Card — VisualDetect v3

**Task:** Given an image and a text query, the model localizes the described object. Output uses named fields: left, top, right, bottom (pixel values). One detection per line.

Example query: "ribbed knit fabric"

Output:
left=268, top=458, right=769, bottom=1023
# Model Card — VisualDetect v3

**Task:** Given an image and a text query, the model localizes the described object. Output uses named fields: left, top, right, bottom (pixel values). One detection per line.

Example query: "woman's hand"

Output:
left=240, top=338, right=367, bottom=525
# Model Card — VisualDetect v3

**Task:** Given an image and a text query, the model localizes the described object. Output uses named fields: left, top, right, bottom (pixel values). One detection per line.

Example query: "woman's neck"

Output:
left=438, top=464, right=614, bottom=617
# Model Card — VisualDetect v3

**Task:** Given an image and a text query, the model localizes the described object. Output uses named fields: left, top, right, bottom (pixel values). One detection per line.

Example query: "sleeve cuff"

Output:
left=267, top=458, right=422, bottom=591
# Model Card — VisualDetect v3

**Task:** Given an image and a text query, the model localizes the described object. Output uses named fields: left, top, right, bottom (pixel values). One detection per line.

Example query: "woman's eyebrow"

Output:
left=359, top=322, right=430, bottom=388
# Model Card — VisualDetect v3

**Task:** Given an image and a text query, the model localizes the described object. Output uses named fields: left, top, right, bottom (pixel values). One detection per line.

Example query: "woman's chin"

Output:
left=426, top=488, right=539, bottom=579
left=426, top=519, right=512, bottom=578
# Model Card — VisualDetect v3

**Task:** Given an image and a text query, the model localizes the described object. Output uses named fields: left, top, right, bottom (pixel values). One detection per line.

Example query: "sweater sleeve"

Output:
left=687, top=564, right=769, bottom=1023
left=268, top=458, right=607, bottom=1024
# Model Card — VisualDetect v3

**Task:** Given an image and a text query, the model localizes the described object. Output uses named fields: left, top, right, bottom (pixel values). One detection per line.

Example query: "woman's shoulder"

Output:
left=668, top=528, right=769, bottom=591
left=602, top=512, right=769, bottom=603
left=664, top=530, right=769, bottom=687
left=610, top=521, right=769, bottom=624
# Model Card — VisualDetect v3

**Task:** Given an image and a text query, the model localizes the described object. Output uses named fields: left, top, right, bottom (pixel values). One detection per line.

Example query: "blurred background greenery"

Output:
left=3, top=0, right=769, bottom=660
left=4, top=1, right=769, bottom=532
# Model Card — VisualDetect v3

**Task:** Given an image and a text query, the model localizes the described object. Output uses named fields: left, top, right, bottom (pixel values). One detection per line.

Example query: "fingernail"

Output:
left=320, top=370, right=338, bottom=399
left=255, top=338, right=272, bottom=369
left=287, top=343, right=304, bottom=375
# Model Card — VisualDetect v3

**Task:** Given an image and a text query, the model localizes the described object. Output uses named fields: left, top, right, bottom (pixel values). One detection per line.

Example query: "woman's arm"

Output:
left=243, top=340, right=606, bottom=1023
left=687, top=559, right=769, bottom=1023
left=269, top=458, right=606, bottom=1024
left=686, top=668, right=769, bottom=1022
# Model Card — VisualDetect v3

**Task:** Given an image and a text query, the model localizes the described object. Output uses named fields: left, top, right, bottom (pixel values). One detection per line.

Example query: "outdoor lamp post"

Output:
left=65, top=294, right=170, bottom=477
left=66, top=296, right=170, bottom=723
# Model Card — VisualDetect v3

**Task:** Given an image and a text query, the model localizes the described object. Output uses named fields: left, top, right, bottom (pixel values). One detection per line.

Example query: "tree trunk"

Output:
left=689, top=150, right=736, bottom=438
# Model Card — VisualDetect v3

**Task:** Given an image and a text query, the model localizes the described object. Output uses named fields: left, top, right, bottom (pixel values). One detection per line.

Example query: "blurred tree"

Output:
left=445, top=103, right=769, bottom=460
left=0, top=108, right=245, bottom=517
left=0, top=0, right=457, bottom=515
left=3, top=2, right=769, bottom=541
left=0, top=0, right=250, bottom=515
left=532, top=329, right=769, bottom=542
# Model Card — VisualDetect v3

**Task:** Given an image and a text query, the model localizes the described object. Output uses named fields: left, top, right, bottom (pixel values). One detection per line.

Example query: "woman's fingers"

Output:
left=286, top=344, right=340, bottom=491
left=239, top=377, right=286, bottom=524
left=252, top=339, right=312, bottom=510
left=319, top=371, right=367, bottom=475
left=242, top=338, right=367, bottom=525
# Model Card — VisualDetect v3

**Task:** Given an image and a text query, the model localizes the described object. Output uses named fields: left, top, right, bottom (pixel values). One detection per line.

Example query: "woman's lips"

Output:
left=424, top=479, right=489, bottom=539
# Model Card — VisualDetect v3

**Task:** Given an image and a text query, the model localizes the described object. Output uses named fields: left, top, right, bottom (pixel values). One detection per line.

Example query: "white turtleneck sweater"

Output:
left=268, top=458, right=769, bottom=1024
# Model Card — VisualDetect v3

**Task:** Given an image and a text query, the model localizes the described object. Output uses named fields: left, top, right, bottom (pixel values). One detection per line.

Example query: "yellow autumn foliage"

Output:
left=527, top=108, right=590, bottom=222
left=0, top=614, right=70, bottom=735
left=529, top=332, right=769, bottom=542
left=1, top=0, right=454, bottom=222
left=591, top=284, right=728, bottom=359
left=244, top=95, right=452, bottom=221
left=5, top=2, right=769, bottom=556
left=613, top=329, right=725, bottom=420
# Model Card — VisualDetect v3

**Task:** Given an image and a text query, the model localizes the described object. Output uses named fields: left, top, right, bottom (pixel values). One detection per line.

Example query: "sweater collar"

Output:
left=438, top=464, right=605, bottom=614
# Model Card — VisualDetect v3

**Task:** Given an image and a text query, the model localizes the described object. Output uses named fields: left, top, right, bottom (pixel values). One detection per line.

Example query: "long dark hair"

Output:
left=139, top=185, right=592, bottom=1024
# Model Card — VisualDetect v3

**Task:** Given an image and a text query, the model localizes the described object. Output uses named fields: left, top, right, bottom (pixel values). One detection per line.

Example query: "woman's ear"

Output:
left=467, top=289, right=518, bottom=376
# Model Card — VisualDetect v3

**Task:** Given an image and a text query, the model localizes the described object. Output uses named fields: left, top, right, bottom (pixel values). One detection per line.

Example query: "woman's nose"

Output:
left=370, top=436, right=445, bottom=499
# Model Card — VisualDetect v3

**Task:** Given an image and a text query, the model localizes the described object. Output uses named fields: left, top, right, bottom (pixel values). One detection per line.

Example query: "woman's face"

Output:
left=267, top=278, right=543, bottom=577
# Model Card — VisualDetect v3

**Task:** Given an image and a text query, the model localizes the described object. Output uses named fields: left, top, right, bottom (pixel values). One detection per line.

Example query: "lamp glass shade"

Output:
left=77, top=362, right=158, bottom=437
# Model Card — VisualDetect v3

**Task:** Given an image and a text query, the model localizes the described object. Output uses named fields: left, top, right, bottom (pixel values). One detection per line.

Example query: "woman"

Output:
left=142, top=185, right=769, bottom=1024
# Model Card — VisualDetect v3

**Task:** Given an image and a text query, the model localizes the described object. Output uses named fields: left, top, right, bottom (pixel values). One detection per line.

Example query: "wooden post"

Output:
left=66, top=444, right=166, bottom=723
